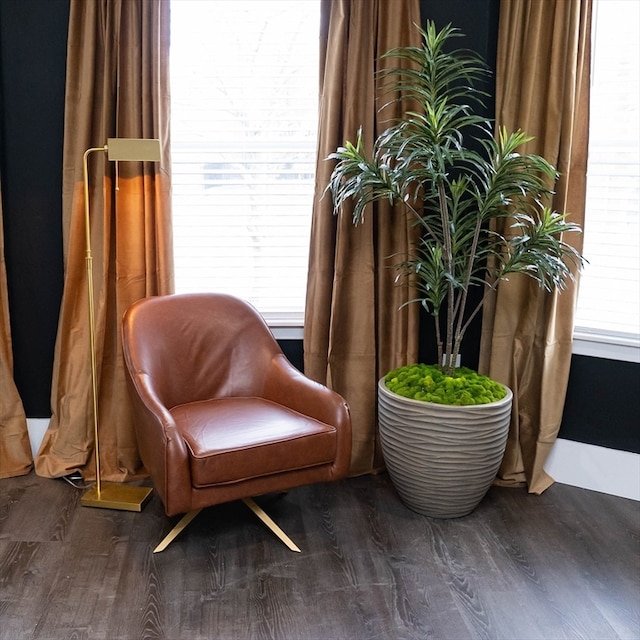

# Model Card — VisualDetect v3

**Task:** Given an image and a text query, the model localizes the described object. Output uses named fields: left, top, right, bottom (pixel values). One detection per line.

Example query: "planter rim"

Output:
left=378, top=375, right=513, bottom=410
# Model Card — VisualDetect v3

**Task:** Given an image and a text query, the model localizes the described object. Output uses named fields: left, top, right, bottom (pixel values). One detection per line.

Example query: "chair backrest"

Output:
left=122, top=293, right=283, bottom=410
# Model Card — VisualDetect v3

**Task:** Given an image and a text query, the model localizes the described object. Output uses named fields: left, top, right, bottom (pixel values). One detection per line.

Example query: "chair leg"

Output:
left=242, top=497, right=301, bottom=553
left=153, top=508, right=203, bottom=553
left=153, top=499, right=301, bottom=554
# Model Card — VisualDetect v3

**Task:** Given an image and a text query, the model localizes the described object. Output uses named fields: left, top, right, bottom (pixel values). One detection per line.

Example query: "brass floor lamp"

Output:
left=80, top=138, right=161, bottom=512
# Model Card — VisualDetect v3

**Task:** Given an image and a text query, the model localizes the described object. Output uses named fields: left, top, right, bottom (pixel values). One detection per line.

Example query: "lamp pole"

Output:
left=82, top=146, right=106, bottom=497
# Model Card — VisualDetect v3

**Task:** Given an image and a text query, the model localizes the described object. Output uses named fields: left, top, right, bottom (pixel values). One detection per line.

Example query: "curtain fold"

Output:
left=479, top=0, right=592, bottom=493
left=0, top=179, right=33, bottom=479
left=304, top=0, right=422, bottom=476
left=35, top=0, right=173, bottom=481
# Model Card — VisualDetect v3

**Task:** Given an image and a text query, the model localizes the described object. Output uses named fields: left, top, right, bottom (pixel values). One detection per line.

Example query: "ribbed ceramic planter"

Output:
left=378, top=377, right=512, bottom=518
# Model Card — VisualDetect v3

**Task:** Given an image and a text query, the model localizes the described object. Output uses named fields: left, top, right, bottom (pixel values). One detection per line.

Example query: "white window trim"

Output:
left=270, top=325, right=304, bottom=341
left=572, top=328, right=640, bottom=363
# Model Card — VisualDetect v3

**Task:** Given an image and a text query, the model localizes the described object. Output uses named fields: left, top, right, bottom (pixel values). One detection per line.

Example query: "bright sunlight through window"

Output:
left=573, top=0, right=640, bottom=362
left=170, top=1, right=319, bottom=329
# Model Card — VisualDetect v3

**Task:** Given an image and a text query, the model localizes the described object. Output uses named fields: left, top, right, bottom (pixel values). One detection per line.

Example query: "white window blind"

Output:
left=170, top=0, right=319, bottom=327
left=573, top=0, right=640, bottom=362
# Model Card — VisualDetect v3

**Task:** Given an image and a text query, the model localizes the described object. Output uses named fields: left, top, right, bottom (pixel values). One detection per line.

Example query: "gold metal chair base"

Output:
left=81, top=483, right=153, bottom=512
left=242, top=497, right=301, bottom=552
left=153, top=498, right=301, bottom=553
left=153, top=508, right=203, bottom=553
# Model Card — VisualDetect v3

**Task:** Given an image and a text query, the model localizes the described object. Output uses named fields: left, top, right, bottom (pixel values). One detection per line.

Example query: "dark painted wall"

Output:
left=0, top=0, right=68, bottom=416
left=0, top=0, right=637, bottom=454
left=562, top=356, right=639, bottom=453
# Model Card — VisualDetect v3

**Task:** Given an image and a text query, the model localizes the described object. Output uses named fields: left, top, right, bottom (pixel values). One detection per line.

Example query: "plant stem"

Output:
left=438, top=182, right=455, bottom=373
left=435, top=315, right=443, bottom=367
left=451, top=213, right=484, bottom=370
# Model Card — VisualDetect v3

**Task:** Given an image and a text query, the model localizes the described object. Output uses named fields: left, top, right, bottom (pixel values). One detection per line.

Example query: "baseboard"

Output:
left=26, top=417, right=49, bottom=457
left=545, top=438, right=640, bottom=501
left=26, top=420, right=638, bottom=500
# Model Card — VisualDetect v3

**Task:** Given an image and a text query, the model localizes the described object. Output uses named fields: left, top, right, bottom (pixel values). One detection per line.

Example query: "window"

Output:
left=573, top=0, right=640, bottom=362
left=170, top=1, right=319, bottom=332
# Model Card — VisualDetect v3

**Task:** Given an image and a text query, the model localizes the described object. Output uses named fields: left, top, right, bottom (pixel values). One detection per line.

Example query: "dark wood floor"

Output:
left=0, top=471, right=638, bottom=640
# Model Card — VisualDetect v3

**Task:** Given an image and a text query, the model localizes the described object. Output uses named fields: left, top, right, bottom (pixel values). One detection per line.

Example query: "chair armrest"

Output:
left=262, top=354, right=352, bottom=476
left=125, top=371, right=193, bottom=515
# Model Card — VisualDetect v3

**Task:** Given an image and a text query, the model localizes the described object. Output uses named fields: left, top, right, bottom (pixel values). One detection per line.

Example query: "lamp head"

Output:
left=106, top=138, right=161, bottom=162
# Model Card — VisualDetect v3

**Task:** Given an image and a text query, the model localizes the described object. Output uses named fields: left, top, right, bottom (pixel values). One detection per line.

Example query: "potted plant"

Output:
left=327, top=21, right=585, bottom=518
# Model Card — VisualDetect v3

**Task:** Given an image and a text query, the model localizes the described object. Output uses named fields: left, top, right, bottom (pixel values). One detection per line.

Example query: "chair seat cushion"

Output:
left=170, top=397, right=338, bottom=488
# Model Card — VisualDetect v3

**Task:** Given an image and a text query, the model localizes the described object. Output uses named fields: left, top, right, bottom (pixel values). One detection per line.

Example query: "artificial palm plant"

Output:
left=328, top=21, right=584, bottom=381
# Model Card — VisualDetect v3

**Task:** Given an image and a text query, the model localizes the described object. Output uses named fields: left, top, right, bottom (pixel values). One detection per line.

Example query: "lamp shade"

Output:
left=106, top=138, right=161, bottom=162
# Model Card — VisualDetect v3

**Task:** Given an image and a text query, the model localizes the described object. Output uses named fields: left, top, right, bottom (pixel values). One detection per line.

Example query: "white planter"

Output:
left=378, top=377, right=512, bottom=518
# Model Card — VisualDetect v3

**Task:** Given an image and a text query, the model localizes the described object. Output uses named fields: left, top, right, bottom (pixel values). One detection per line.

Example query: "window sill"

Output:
left=271, top=329, right=640, bottom=359
left=572, top=328, right=640, bottom=363
left=271, top=325, right=304, bottom=340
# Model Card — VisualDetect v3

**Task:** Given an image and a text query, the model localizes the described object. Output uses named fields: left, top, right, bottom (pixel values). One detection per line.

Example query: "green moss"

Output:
left=385, top=363, right=506, bottom=405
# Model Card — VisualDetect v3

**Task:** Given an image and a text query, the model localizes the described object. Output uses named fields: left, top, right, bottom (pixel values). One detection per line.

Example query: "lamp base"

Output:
left=81, top=483, right=153, bottom=512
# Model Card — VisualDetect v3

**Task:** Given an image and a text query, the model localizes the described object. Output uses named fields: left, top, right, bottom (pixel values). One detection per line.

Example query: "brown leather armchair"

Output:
left=122, top=293, right=351, bottom=552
